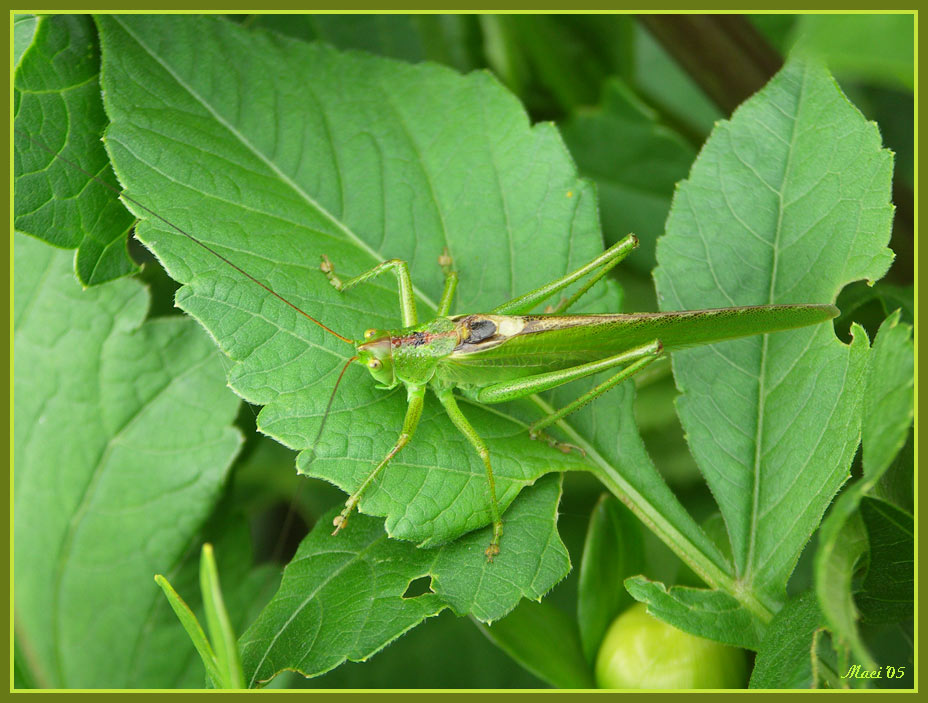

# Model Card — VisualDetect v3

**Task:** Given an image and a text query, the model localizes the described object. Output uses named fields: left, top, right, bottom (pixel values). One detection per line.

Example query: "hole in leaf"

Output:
left=402, top=576, right=434, bottom=599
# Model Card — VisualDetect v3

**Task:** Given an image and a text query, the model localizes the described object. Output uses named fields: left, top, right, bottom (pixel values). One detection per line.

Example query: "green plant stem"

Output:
left=529, top=394, right=777, bottom=624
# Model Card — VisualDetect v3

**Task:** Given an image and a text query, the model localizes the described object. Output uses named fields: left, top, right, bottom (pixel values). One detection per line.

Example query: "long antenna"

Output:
left=15, top=128, right=354, bottom=345
left=271, top=354, right=357, bottom=562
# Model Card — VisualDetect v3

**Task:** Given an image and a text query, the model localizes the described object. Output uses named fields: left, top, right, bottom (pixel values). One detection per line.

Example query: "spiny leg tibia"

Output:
left=435, top=388, right=503, bottom=560
left=331, top=385, right=426, bottom=535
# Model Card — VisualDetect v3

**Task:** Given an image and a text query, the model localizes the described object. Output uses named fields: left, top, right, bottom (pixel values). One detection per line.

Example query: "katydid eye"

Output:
left=364, top=329, right=377, bottom=339
left=368, top=359, right=382, bottom=370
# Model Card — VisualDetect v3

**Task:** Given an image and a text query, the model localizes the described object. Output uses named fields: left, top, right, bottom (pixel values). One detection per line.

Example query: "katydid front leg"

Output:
left=331, top=384, right=426, bottom=535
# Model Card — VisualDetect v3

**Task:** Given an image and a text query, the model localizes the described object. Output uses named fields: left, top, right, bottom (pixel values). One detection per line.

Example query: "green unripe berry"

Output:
left=595, top=603, right=747, bottom=689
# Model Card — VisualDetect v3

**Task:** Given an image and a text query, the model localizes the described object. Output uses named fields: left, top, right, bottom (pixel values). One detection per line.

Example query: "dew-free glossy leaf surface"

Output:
left=13, top=233, right=242, bottom=687
left=654, top=59, right=894, bottom=604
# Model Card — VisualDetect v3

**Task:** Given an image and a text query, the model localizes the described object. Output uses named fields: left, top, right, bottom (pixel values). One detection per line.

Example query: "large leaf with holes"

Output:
left=653, top=59, right=894, bottom=605
left=240, top=472, right=569, bottom=685
left=95, top=14, right=596, bottom=557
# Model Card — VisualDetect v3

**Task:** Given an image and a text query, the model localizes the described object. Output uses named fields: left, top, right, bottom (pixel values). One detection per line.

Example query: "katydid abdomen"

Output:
left=434, top=304, right=838, bottom=388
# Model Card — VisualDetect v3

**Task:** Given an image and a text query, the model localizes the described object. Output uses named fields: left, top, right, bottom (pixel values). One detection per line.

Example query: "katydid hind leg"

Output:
left=528, top=342, right=663, bottom=438
left=332, top=385, right=426, bottom=535
left=474, top=340, right=664, bottom=452
left=434, top=389, right=504, bottom=560
left=492, top=234, right=638, bottom=315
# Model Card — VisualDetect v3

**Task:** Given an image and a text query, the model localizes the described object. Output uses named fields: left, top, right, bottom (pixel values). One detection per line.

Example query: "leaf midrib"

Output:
left=746, top=62, right=807, bottom=586
left=111, top=15, right=440, bottom=313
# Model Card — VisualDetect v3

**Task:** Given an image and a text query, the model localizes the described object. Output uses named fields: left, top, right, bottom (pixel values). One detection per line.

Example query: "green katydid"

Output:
left=315, top=237, right=836, bottom=559
left=17, top=130, right=838, bottom=561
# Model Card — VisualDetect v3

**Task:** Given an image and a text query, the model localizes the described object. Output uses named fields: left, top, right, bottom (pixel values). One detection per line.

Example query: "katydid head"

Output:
left=357, top=330, right=395, bottom=387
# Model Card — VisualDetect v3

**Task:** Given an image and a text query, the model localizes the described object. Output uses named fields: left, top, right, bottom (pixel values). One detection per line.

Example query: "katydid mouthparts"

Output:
left=16, top=130, right=839, bottom=561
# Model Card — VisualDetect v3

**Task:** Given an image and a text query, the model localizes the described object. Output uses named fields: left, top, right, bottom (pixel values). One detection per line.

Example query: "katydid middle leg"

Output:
left=434, top=388, right=504, bottom=560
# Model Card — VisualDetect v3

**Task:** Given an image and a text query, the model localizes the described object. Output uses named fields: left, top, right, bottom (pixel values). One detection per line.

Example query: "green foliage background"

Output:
left=13, top=13, right=913, bottom=690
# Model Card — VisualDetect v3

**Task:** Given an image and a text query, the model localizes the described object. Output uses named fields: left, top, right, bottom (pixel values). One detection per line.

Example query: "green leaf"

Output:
left=305, top=610, right=543, bottom=688
left=856, top=497, right=913, bottom=624
left=814, top=311, right=913, bottom=667
left=653, top=59, right=894, bottom=606
left=246, top=14, right=483, bottom=73
left=791, top=14, right=914, bottom=92
left=749, top=591, right=831, bottom=689
left=576, top=494, right=644, bottom=661
left=834, top=280, right=913, bottom=342
left=94, top=14, right=594, bottom=554
left=239, top=473, right=570, bottom=685
left=477, top=599, right=594, bottom=689
left=633, top=24, right=722, bottom=137
left=624, top=577, right=765, bottom=650
left=199, top=544, right=246, bottom=688
left=13, top=232, right=243, bottom=687
left=481, top=15, right=633, bottom=115
left=13, top=14, right=38, bottom=67
left=561, top=78, right=696, bottom=271
left=14, top=14, right=137, bottom=285
left=861, top=310, right=914, bottom=478
left=814, top=490, right=874, bottom=671
left=149, top=512, right=281, bottom=688
left=749, top=14, right=798, bottom=54
left=154, top=574, right=223, bottom=688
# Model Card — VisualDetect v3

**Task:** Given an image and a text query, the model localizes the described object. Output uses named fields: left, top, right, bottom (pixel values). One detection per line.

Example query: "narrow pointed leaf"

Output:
left=154, top=575, right=223, bottom=687
left=654, top=58, right=895, bottom=604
